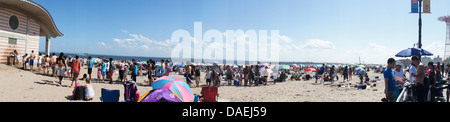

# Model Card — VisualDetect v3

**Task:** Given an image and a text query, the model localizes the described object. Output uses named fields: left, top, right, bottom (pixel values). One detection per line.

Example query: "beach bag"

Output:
left=324, top=76, right=329, bottom=81
left=72, top=83, right=86, bottom=100
left=124, top=81, right=138, bottom=102
left=234, top=80, right=240, bottom=86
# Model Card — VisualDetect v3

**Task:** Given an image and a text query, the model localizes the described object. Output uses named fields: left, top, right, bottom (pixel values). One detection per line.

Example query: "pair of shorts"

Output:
left=59, top=66, right=66, bottom=76
left=109, top=70, right=113, bottom=76
left=386, top=91, right=396, bottom=102
left=214, top=80, right=220, bottom=84
left=206, top=79, right=211, bottom=83
left=195, top=76, right=200, bottom=81
left=88, top=68, right=92, bottom=74
left=72, top=70, right=79, bottom=75
left=186, top=76, right=192, bottom=83
left=102, top=71, right=106, bottom=76
left=29, top=59, right=34, bottom=66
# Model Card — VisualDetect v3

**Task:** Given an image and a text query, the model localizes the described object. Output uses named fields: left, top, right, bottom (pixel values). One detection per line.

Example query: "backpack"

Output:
left=195, top=69, right=200, bottom=76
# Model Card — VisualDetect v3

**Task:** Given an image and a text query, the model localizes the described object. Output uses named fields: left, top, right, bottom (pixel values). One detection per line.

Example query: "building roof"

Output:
left=0, top=0, right=63, bottom=38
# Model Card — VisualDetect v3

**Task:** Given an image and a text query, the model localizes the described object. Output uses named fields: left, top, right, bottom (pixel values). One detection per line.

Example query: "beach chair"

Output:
left=199, top=87, right=219, bottom=102
left=100, top=88, right=120, bottom=102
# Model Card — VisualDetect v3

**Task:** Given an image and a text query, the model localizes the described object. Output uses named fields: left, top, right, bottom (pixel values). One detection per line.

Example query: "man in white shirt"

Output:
left=262, top=66, right=269, bottom=85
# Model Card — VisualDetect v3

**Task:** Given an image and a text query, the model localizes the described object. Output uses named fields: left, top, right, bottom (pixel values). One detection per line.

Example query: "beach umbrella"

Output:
left=152, top=76, right=194, bottom=102
left=395, top=48, right=433, bottom=57
left=206, top=61, right=219, bottom=66
left=138, top=88, right=182, bottom=102
left=277, top=65, right=290, bottom=70
left=185, top=61, right=192, bottom=65
left=176, top=63, right=185, bottom=67
left=358, top=65, right=365, bottom=68
left=305, top=68, right=316, bottom=72
left=355, top=67, right=366, bottom=75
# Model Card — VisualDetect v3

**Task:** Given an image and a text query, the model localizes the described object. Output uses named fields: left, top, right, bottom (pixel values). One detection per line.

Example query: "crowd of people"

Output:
left=177, top=64, right=282, bottom=88
left=383, top=56, right=450, bottom=102
left=8, top=49, right=450, bottom=102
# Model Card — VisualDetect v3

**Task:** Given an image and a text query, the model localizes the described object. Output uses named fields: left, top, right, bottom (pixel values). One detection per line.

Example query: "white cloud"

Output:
left=299, top=39, right=336, bottom=49
left=97, top=42, right=111, bottom=48
left=113, top=38, right=138, bottom=48
left=344, top=43, right=399, bottom=64
left=423, top=40, right=444, bottom=58
left=112, top=30, right=178, bottom=48
left=279, top=35, right=292, bottom=43
left=139, top=45, right=149, bottom=49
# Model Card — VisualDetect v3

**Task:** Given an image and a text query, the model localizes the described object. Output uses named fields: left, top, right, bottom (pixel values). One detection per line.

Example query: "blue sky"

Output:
left=36, top=0, right=450, bottom=64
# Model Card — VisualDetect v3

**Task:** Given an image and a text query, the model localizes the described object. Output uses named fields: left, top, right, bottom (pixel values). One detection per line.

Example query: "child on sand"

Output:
left=97, top=67, right=102, bottom=81
left=84, top=74, right=95, bottom=101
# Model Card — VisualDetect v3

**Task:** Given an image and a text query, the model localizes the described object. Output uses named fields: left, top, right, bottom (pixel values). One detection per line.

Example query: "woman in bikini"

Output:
left=71, top=55, right=81, bottom=87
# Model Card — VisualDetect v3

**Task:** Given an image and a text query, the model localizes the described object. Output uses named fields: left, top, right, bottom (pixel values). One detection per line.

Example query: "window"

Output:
left=8, top=38, right=17, bottom=45
left=9, top=15, right=19, bottom=30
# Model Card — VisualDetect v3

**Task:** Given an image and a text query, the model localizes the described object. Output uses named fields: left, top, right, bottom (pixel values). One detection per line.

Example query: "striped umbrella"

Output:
left=152, top=76, right=194, bottom=102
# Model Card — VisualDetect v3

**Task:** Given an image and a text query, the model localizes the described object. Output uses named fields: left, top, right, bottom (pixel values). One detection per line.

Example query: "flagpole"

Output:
left=418, top=0, right=423, bottom=60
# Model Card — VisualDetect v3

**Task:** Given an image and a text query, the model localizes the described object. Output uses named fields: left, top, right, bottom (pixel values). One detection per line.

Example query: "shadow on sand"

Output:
left=34, top=80, right=70, bottom=87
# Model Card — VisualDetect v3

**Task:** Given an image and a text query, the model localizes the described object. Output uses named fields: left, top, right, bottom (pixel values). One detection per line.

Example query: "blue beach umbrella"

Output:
left=176, top=63, right=185, bottom=67
left=395, top=48, right=433, bottom=57
left=355, top=67, right=366, bottom=75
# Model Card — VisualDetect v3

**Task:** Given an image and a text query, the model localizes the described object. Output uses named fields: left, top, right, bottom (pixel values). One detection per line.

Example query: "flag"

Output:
left=411, top=0, right=419, bottom=13
left=423, top=0, right=430, bottom=13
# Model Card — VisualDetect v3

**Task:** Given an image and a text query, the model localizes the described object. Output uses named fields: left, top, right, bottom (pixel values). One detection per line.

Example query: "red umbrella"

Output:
left=305, top=68, right=316, bottom=72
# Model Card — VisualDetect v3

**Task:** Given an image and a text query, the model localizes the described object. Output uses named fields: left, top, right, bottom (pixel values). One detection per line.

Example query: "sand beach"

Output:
left=0, top=63, right=387, bottom=102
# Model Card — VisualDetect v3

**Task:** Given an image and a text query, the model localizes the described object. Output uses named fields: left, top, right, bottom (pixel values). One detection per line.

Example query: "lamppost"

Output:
left=418, top=0, right=423, bottom=60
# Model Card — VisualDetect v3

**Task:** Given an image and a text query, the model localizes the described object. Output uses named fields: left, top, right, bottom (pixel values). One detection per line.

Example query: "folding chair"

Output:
left=100, top=88, right=120, bottom=102
left=200, top=87, right=219, bottom=102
